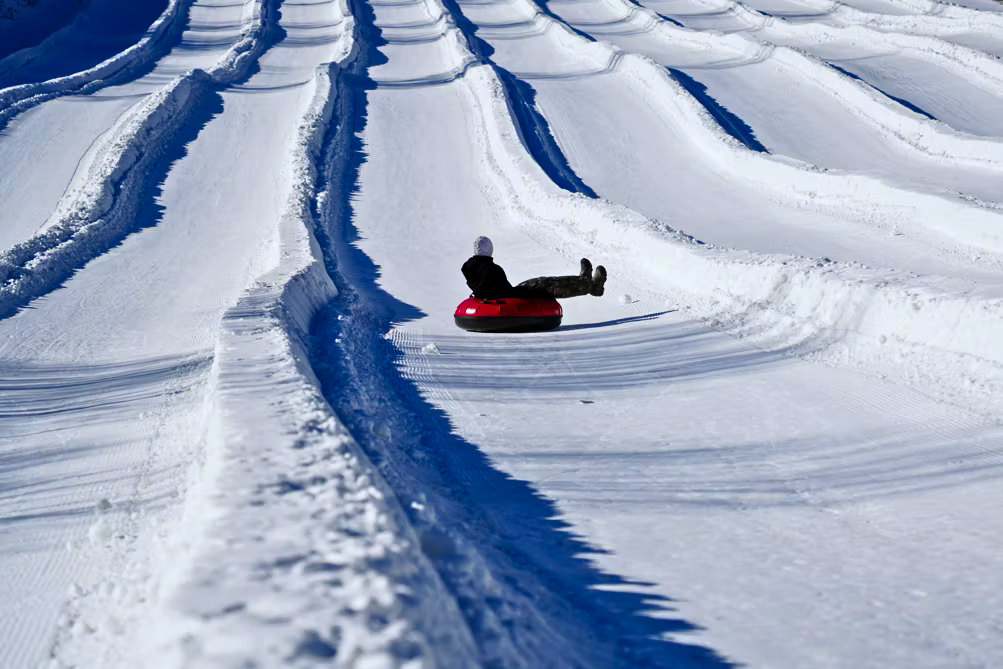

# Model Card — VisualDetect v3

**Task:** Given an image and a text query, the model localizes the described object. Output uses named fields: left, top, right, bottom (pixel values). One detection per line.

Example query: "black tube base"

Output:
left=454, top=315, right=562, bottom=333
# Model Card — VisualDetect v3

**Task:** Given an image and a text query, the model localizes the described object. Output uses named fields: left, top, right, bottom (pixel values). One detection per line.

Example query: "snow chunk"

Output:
left=355, top=652, right=397, bottom=669
left=619, top=294, right=635, bottom=305
left=420, top=342, right=441, bottom=355
left=88, top=517, right=114, bottom=545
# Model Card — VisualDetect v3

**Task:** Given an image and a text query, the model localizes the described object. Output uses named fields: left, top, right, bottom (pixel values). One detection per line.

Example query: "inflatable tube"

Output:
left=454, top=296, right=563, bottom=332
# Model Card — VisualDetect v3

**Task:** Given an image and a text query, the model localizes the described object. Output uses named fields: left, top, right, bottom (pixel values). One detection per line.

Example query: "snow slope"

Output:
left=1, top=0, right=1003, bottom=665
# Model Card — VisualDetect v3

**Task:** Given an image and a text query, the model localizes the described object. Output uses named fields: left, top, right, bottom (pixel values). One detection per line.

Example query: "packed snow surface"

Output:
left=2, top=0, right=1003, bottom=666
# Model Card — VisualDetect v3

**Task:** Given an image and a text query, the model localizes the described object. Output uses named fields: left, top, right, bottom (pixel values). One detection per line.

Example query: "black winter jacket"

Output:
left=461, top=255, right=514, bottom=298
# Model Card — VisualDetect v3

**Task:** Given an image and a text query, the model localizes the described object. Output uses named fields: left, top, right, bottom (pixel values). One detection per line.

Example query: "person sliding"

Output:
left=460, top=236, right=607, bottom=299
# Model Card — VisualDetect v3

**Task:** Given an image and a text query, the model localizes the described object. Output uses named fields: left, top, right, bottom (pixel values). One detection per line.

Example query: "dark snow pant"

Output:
left=514, top=275, right=595, bottom=299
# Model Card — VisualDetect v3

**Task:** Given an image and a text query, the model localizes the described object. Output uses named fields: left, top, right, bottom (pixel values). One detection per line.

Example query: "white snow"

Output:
left=2, top=0, right=1003, bottom=666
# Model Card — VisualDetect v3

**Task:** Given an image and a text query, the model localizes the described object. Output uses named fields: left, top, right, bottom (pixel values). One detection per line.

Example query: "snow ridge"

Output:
left=0, top=0, right=279, bottom=320
left=745, top=0, right=1003, bottom=36
left=0, top=0, right=193, bottom=131
left=140, top=7, right=480, bottom=666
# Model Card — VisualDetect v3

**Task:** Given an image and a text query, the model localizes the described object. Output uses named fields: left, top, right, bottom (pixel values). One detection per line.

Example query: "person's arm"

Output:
left=461, top=258, right=479, bottom=295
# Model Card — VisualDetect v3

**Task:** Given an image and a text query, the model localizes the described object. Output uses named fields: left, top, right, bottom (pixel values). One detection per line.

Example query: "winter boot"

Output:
left=590, top=265, right=607, bottom=296
left=579, top=258, right=593, bottom=281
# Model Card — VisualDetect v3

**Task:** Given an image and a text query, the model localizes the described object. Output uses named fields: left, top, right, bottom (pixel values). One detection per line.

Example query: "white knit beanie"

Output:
left=473, top=236, right=493, bottom=257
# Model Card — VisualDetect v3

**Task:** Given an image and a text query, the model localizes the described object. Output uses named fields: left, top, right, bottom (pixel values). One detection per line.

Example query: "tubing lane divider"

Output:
left=0, top=0, right=280, bottom=319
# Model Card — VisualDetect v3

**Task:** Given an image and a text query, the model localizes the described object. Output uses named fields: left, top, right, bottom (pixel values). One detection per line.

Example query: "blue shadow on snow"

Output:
left=829, top=63, right=937, bottom=121
left=560, top=309, right=677, bottom=331
left=667, top=68, right=769, bottom=153
left=0, top=0, right=170, bottom=89
left=445, top=0, right=599, bottom=197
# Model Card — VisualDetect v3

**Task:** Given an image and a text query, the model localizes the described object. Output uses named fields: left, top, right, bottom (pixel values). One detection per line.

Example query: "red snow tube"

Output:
left=454, top=297, right=562, bottom=332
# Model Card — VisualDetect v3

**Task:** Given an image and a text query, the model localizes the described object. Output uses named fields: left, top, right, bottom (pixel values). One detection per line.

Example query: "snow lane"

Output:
left=949, top=0, right=1003, bottom=10
left=317, top=3, right=726, bottom=663
left=322, top=66, right=725, bottom=667
left=400, top=294, right=1003, bottom=666
left=0, top=0, right=248, bottom=254
left=0, top=355, right=211, bottom=669
left=948, top=33, right=1003, bottom=59
left=816, top=47, right=1003, bottom=138
left=0, top=0, right=350, bottom=665
left=368, top=2, right=477, bottom=86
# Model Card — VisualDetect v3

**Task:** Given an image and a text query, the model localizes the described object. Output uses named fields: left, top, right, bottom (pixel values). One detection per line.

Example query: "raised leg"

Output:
left=514, top=258, right=605, bottom=299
